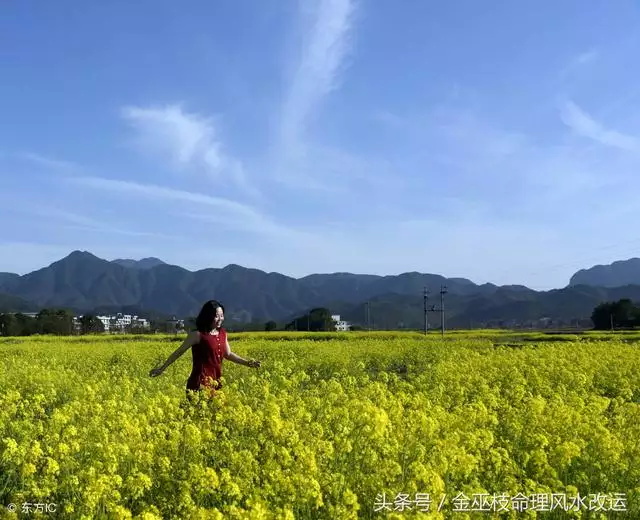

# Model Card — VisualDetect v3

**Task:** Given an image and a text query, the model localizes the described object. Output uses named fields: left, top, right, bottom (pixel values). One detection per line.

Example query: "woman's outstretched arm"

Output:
left=224, top=338, right=261, bottom=368
left=149, top=331, right=200, bottom=376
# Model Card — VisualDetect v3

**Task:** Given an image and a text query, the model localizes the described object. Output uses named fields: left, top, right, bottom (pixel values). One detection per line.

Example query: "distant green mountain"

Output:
left=0, top=251, right=495, bottom=321
left=0, top=292, right=37, bottom=313
left=339, top=285, right=640, bottom=329
left=1, top=250, right=640, bottom=327
left=111, top=257, right=167, bottom=270
left=570, top=258, right=640, bottom=288
left=0, top=273, right=20, bottom=292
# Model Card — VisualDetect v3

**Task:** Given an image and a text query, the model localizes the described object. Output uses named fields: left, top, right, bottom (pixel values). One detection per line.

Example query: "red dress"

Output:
left=186, top=329, right=227, bottom=396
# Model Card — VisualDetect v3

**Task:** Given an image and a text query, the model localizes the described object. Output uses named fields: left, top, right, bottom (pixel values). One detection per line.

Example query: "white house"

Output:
left=96, top=316, right=111, bottom=332
left=134, top=317, right=149, bottom=328
left=331, top=314, right=350, bottom=331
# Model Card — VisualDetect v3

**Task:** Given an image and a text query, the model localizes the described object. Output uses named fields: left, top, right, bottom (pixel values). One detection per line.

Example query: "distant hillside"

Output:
left=298, top=271, right=484, bottom=302
left=570, top=258, right=640, bottom=288
left=0, top=292, right=37, bottom=313
left=340, top=285, right=640, bottom=329
left=0, top=251, right=497, bottom=321
left=111, top=257, right=167, bottom=270
left=2, top=250, right=640, bottom=327
left=0, top=272, right=20, bottom=293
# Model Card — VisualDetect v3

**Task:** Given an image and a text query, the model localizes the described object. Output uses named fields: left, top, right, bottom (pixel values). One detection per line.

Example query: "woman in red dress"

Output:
left=149, top=300, right=261, bottom=399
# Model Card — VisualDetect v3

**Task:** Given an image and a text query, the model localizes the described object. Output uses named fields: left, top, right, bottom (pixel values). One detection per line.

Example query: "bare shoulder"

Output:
left=187, top=330, right=201, bottom=345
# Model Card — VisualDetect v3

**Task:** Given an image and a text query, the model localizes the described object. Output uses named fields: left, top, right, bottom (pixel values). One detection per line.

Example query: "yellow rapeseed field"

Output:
left=1, top=331, right=639, bottom=519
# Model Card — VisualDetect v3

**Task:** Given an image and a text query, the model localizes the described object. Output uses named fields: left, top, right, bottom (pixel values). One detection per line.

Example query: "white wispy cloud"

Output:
left=269, top=0, right=399, bottom=194
left=560, top=100, right=640, bottom=151
left=121, top=105, right=222, bottom=167
left=277, top=142, right=399, bottom=194
left=58, top=224, right=176, bottom=239
left=18, top=152, right=80, bottom=172
left=279, top=0, right=357, bottom=159
left=70, top=176, right=262, bottom=219
left=370, top=109, right=404, bottom=128
left=381, top=100, right=635, bottom=220
left=9, top=205, right=179, bottom=239
left=574, top=49, right=599, bottom=65
left=429, top=107, right=528, bottom=165
left=69, top=176, right=307, bottom=241
left=175, top=211, right=314, bottom=242
left=121, top=104, right=257, bottom=197
left=558, top=48, right=599, bottom=81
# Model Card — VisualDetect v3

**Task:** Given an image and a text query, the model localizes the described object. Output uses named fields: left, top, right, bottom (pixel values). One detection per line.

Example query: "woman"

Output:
left=149, top=300, right=261, bottom=399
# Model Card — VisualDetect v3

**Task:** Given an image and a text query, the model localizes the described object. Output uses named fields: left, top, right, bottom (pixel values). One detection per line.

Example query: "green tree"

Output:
left=36, top=309, right=58, bottom=334
left=592, top=299, right=640, bottom=330
left=614, top=299, right=638, bottom=328
left=592, top=302, right=615, bottom=330
left=130, top=321, right=148, bottom=334
left=286, top=308, right=335, bottom=332
left=14, top=313, right=37, bottom=335
left=35, top=308, right=75, bottom=335
left=56, top=309, right=75, bottom=335
left=265, top=320, right=277, bottom=331
left=0, top=314, right=21, bottom=336
left=80, top=314, right=105, bottom=334
left=149, top=319, right=162, bottom=333
left=225, top=321, right=263, bottom=332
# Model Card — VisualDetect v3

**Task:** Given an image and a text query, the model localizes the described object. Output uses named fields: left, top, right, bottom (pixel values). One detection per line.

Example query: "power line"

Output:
left=365, top=301, right=371, bottom=331
left=440, top=285, right=447, bottom=336
left=423, top=287, right=429, bottom=335
left=424, top=285, right=447, bottom=336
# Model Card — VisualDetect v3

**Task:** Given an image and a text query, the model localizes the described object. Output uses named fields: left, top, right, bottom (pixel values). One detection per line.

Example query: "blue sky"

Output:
left=2, top=0, right=640, bottom=290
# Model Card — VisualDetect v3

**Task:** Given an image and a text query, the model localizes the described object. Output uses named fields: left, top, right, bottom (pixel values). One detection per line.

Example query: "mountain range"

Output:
left=569, top=258, right=640, bottom=288
left=1, top=251, right=640, bottom=329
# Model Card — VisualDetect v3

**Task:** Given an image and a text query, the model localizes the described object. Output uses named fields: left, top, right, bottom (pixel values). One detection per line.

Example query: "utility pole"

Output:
left=440, top=285, right=447, bottom=336
left=425, top=285, right=447, bottom=336
left=366, top=301, right=371, bottom=331
left=423, top=287, right=429, bottom=335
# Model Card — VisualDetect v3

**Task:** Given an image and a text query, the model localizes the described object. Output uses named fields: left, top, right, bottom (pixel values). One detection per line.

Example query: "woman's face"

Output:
left=213, top=307, right=224, bottom=329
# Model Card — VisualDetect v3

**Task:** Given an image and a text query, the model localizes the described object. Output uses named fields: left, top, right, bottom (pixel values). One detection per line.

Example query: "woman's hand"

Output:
left=149, top=366, right=165, bottom=377
left=248, top=359, right=261, bottom=369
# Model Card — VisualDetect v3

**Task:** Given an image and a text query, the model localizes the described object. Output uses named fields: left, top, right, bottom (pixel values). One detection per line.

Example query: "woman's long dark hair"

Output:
left=195, top=300, right=225, bottom=333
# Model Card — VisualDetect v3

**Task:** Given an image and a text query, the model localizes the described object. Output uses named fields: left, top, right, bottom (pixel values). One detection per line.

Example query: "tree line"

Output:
left=0, top=308, right=346, bottom=336
left=284, top=308, right=335, bottom=332
left=591, top=299, right=640, bottom=330
left=1, top=301, right=638, bottom=336
left=0, top=309, right=159, bottom=336
left=0, top=309, right=76, bottom=336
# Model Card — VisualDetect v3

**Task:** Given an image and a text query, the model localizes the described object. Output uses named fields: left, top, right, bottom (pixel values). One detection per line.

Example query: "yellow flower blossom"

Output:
left=1, top=332, right=639, bottom=517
